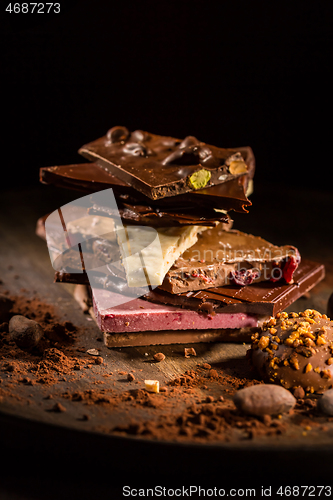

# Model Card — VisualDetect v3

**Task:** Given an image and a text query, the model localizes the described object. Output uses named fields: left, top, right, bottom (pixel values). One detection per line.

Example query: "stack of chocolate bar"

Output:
left=38, top=127, right=325, bottom=346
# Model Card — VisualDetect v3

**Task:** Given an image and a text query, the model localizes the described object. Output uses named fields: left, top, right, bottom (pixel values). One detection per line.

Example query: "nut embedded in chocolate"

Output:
left=250, top=309, right=333, bottom=394
left=106, top=126, right=129, bottom=144
left=79, top=128, right=251, bottom=200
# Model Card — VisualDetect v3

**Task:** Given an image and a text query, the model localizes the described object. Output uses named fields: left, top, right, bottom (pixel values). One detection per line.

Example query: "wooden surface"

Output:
left=0, top=183, right=333, bottom=496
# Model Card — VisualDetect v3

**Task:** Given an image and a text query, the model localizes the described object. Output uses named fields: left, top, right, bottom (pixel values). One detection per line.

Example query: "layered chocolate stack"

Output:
left=38, top=127, right=325, bottom=346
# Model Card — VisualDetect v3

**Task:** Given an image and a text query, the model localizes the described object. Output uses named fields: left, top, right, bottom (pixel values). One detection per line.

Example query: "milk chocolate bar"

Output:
left=78, top=127, right=254, bottom=200
left=145, top=259, right=325, bottom=316
left=160, top=227, right=300, bottom=293
left=103, top=328, right=256, bottom=347
left=57, top=259, right=324, bottom=318
left=40, top=162, right=252, bottom=213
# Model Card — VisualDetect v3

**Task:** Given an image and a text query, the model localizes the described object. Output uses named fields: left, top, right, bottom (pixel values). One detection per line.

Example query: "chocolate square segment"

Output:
left=79, top=127, right=251, bottom=200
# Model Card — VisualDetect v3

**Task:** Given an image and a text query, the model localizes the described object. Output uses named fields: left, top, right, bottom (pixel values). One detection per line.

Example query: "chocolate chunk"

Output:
left=153, top=352, right=166, bottom=362
left=145, top=259, right=324, bottom=316
left=51, top=402, right=67, bottom=413
left=160, top=228, right=300, bottom=293
left=78, top=128, right=252, bottom=200
left=233, top=384, right=296, bottom=416
left=184, top=347, right=197, bottom=358
left=40, top=161, right=253, bottom=213
left=251, top=309, right=333, bottom=393
left=293, top=386, right=305, bottom=399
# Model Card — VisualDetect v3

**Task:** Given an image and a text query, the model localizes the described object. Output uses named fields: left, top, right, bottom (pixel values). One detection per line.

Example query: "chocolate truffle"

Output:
left=250, top=309, right=333, bottom=394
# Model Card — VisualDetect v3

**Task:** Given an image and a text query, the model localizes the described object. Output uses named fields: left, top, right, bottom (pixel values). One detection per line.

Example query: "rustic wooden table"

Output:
left=0, top=183, right=332, bottom=499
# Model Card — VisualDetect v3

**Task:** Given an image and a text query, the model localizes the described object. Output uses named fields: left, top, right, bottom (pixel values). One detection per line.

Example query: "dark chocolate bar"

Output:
left=159, top=227, right=300, bottom=292
left=145, top=259, right=325, bottom=316
left=78, top=127, right=254, bottom=200
left=88, top=199, right=229, bottom=227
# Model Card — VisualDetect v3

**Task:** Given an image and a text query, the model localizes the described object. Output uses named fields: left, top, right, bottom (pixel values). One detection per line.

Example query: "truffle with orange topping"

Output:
left=249, top=309, right=333, bottom=394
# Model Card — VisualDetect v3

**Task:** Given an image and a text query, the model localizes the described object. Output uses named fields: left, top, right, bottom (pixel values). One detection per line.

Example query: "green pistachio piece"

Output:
left=188, top=169, right=211, bottom=190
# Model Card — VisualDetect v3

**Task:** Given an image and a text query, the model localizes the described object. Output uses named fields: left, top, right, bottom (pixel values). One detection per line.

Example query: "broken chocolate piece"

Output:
left=88, top=199, right=228, bottom=227
left=78, top=128, right=253, bottom=200
left=145, top=260, right=325, bottom=316
left=40, top=162, right=252, bottom=213
left=160, top=228, right=300, bottom=294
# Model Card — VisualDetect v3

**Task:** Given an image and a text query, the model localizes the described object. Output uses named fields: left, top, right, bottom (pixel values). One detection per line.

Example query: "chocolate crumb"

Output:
left=153, top=352, right=165, bottom=362
left=184, top=347, right=197, bottom=358
left=127, top=373, right=135, bottom=382
left=293, top=386, right=305, bottom=399
left=51, top=402, right=66, bottom=413
left=209, top=369, right=218, bottom=379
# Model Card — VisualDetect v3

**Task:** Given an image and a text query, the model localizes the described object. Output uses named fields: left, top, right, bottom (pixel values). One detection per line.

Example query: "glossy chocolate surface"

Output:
left=145, top=260, right=325, bottom=316
left=251, top=311, right=333, bottom=393
left=88, top=199, right=228, bottom=227
left=40, top=162, right=252, bottom=213
left=55, top=259, right=324, bottom=317
left=78, top=127, right=253, bottom=200
left=160, top=228, right=300, bottom=292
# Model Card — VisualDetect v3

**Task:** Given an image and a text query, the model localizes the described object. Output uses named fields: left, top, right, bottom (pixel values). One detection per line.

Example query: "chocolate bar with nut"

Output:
left=78, top=127, right=254, bottom=200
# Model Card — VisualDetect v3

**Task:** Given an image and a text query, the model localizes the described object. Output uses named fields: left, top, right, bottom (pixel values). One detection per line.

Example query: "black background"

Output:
left=2, top=1, right=333, bottom=192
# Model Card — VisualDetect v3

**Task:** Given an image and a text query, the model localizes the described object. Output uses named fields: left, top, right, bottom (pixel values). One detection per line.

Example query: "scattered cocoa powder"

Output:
left=0, top=292, right=331, bottom=445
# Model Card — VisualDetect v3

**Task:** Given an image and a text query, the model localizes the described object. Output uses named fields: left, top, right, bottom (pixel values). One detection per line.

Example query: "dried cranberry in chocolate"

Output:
left=106, top=126, right=129, bottom=144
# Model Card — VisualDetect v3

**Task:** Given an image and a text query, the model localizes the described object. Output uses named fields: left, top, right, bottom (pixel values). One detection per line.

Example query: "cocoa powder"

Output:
left=0, top=292, right=330, bottom=445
